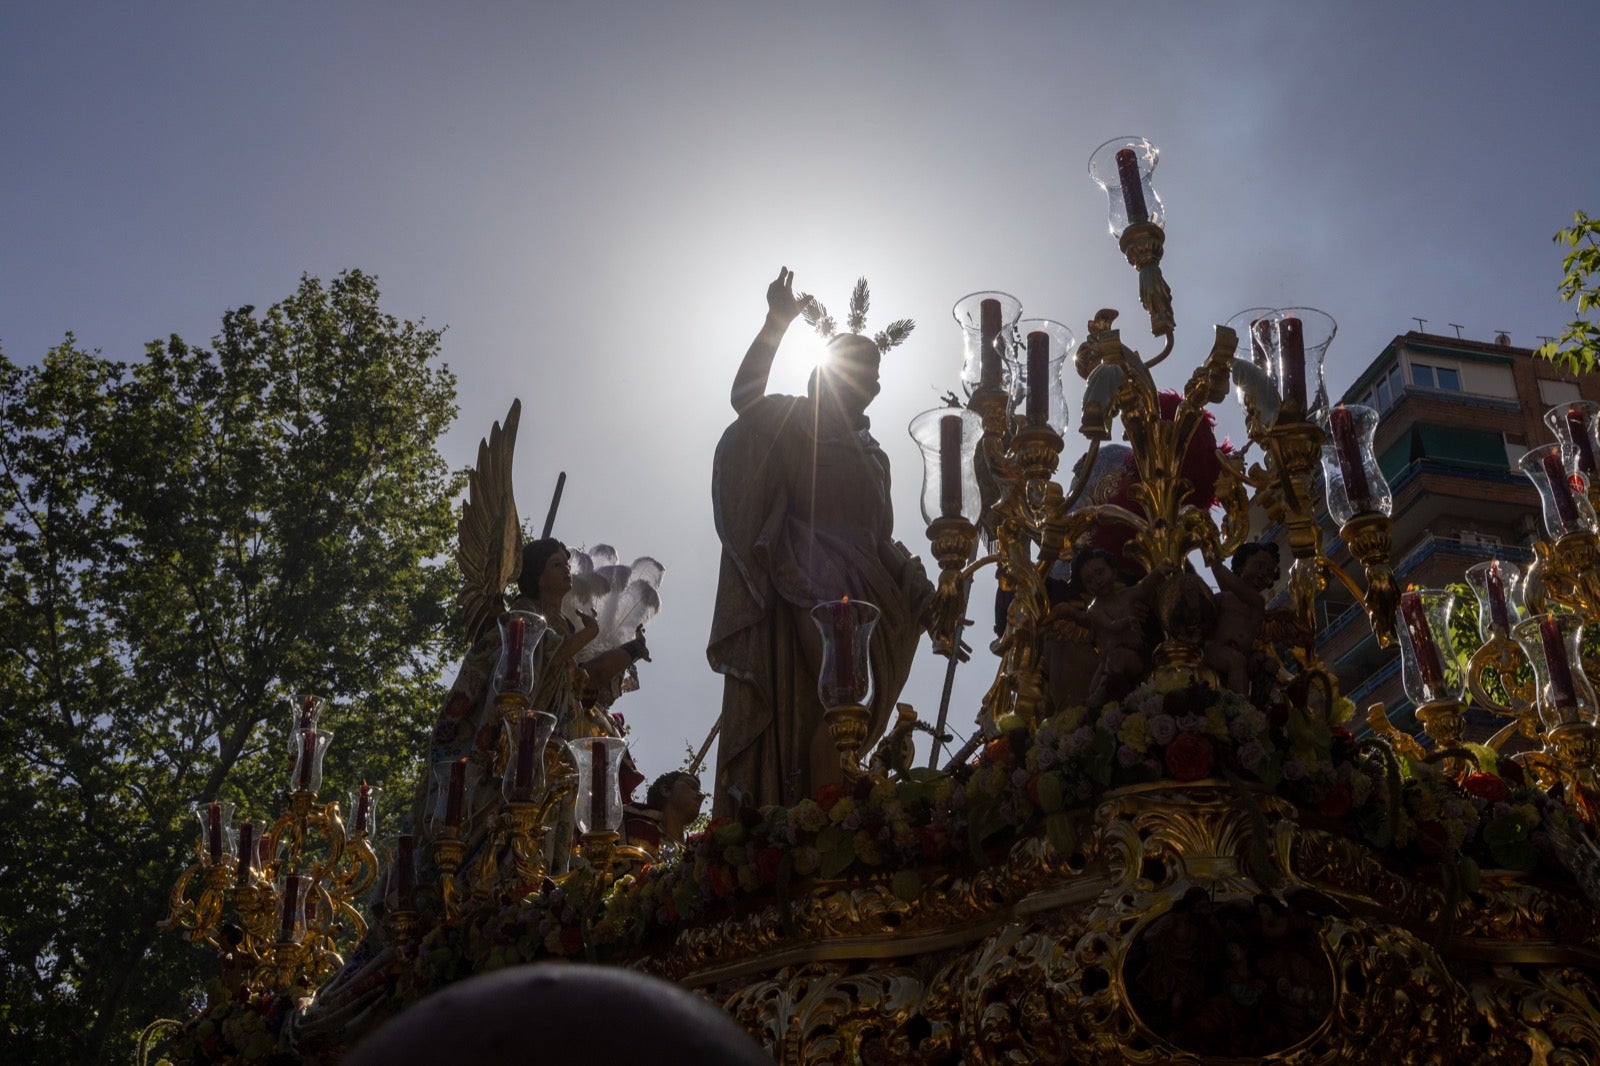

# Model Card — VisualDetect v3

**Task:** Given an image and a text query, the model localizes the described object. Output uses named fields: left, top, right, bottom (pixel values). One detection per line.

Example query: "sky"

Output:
left=4, top=1, right=1597, bottom=791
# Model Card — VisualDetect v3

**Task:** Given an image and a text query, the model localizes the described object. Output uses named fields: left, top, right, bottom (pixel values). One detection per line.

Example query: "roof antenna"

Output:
left=1448, top=323, right=1464, bottom=339
left=1411, top=317, right=1428, bottom=331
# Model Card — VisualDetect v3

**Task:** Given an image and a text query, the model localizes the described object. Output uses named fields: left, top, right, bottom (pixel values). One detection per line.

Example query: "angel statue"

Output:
left=418, top=400, right=657, bottom=870
left=708, top=267, right=935, bottom=816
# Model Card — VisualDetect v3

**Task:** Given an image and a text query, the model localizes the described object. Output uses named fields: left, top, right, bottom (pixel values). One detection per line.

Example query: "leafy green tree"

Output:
left=0, top=272, right=463, bottom=1064
left=1537, top=210, right=1600, bottom=373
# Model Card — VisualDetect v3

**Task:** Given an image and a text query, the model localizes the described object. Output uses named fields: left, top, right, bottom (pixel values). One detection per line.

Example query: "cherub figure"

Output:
left=1048, top=547, right=1172, bottom=708
left=1203, top=541, right=1281, bottom=694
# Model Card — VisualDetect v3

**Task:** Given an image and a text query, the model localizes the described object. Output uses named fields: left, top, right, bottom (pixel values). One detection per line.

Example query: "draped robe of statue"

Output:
left=708, top=394, right=932, bottom=816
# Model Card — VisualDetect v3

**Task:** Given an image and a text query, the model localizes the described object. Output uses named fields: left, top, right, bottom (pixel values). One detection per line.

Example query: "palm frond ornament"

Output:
left=800, top=276, right=915, bottom=353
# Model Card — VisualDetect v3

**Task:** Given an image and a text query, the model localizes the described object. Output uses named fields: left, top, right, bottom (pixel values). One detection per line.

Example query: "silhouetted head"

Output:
left=808, top=334, right=881, bottom=415
left=647, top=771, right=705, bottom=821
left=347, top=964, right=774, bottom=1066
left=518, top=538, right=571, bottom=602
left=1069, top=546, right=1120, bottom=599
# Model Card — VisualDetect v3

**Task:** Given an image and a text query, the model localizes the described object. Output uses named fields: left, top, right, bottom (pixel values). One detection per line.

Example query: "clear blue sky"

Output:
left=5, top=1, right=1596, bottom=783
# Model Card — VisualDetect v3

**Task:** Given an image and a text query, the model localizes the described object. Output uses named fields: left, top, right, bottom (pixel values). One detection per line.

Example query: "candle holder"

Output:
left=1397, top=588, right=1467, bottom=761
left=953, top=291, right=1022, bottom=398
left=1006, top=318, right=1076, bottom=434
left=1521, top=443, right=1598, bottom=542
left=1513, top=612, right=1600, bottom=734
left=570, top=736, right=630, bottom=839
left=1463, top=560, right=1540, bottom=745
left=812, top=599, right=880, bottom=779
left=1089, top=136, right=1172, bottom=336
left=290, top=693, right=327, bottom=736
left=1545, top=400, right=1600, bottom=516
left=491, top=609, right=548, bottom=717
left=289, top=728, right=333, bottom=796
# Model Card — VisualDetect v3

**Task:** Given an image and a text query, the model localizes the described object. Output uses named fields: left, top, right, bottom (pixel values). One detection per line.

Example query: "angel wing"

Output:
left=457, top=400, right=523, bottom=645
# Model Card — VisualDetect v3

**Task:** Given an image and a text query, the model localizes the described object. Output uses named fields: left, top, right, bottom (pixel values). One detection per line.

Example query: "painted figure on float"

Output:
left=708, top=268, right=934, bottom=816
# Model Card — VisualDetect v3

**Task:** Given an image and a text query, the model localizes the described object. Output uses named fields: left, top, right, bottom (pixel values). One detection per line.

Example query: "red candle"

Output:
left=207, top=799, right=223, bottom=864
left=502, top=614, right=526, bottom=690
left=296, top=730, right=317, bottom=791
left=1026, top=330, right=1050, bottom=425
left=444, top=759, right=466, bottom=828
left=979, top=299, right=1002, bottom=390
left=1568, top=409, right=1598, bottom=474
left=1114, top=148, right=1149, bottom=225
left=1542, top=450, right=1582, bottom=529
left=939, top=414, right=964, bottom=518
left=832, top=598, right=857, bottom=703
left=297, top=695, right=318, bottom=732
left=514, top=715, right=539, bottom=795
left=590, top=744, right=607, bottom=833
left=1328, top=406, right=1373, bottom=513
left=1250, top=318, right=1273, bottom=371
left=1486, top=561, right=1511, bottom=633
left=1278, top=316, right=1306, bottom=410
left=396, top=834, right=416, bottom=902
left=1399, top=591, right=1447, bottom=695
left=280, top=874, right=303, bottom=943
left=354, top=782, right=371, bottom=836
left=1539, top=614, right=1578, bottom=711
left=235, top=821, right=255, bottom=887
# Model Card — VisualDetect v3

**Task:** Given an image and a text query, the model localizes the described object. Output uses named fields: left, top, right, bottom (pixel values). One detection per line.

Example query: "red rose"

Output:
left=919, top=826, right=951, bottom=860
left=559, top=924, right=585, bottom=955
left=1164, top=733, right=1214, bottom=781
left=981, top=738, right=1013, bottom=768
left=755, top=847, right=784, bottom=886
left=707, top=864, right=736, bottom=899
left=1462, top=772, right=1512, bottom=804
left=1416, top=820, right=1449, bottom=857
left=1317, top=780, right=1353, bottom=820
left=813, top=783, right=846, bottom=811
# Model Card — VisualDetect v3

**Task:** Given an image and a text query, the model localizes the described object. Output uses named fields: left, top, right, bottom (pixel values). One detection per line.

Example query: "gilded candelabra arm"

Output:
left=1179, top=324, right=1238, bottom=407
left=1142, top=329, right=1177, bottom=370
left=1334, top=512, right=1400, bottom=648
left=330, top=832, right=379, bottom=902
left=1541, top=531, right=1600, bottom=622
left=1059, top=437, right=1102, bottom=513
left=1466, top=636, right=1535, bottom=720
left=1366, top=702, right=1427, bottom=763
left=158, top=855, right=234, bottom=946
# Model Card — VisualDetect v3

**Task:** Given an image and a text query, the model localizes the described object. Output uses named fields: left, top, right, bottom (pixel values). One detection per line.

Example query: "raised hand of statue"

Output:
left=766, top=266, right=812, bottom=325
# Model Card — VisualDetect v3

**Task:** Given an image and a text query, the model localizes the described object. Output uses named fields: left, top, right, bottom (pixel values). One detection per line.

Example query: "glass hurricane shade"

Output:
left=1544, top=401, right=1600, bottom=478
left=952, top=291, right=1022, bottom=396
left=491, top=610, right=549, bottom=700
left=909, top=407, right=984, bottom=523
left=1312, top=404, right=1392, bottom=523
left=1396, top=588, right=1463, bottom=705
left=348, top=783, right=381, bottom=838
left=569, top=736, right=630, bottom=835
left=1464, top=559, right=1525, bottom=640
left=503, top=710, right=559, bottom=803
left=811, top=598, right=879, bottom=710
left=1088, top=136, right=1163, bottom=237
left=290, top=729, right=333, bottom=793
left=1520, top=443, right=1598, bottom=539
left=194, top=799, right=236, bottom=866
left=1006, top=318, right=1076, bottom=431
left=1512, top=612, right=1600, bottom=731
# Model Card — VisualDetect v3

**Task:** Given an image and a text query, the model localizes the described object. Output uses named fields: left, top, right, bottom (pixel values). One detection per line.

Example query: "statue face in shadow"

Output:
left=817, top=335, right=881, bottom=416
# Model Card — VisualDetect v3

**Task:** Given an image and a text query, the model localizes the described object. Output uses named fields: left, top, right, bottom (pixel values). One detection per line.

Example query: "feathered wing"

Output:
left=457, top=399, right=523, bottom=645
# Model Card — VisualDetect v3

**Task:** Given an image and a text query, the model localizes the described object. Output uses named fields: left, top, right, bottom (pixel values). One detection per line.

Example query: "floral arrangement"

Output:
left=161, top=676, right=1594, bottom=1063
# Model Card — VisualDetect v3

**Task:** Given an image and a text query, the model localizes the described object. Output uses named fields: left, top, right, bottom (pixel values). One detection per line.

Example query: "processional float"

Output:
left=159, top=138, right=1600, bottom=1064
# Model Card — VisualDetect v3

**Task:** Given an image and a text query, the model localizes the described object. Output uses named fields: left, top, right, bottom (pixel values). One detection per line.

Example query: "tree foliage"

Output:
left=0, top=271, right=463, bottom=1063
left=1537, top=210, right=1600, bottom=373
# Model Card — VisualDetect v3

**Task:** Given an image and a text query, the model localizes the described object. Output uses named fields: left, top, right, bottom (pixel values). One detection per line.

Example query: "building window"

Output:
left=1411, top=361, right=1462, bottom=391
